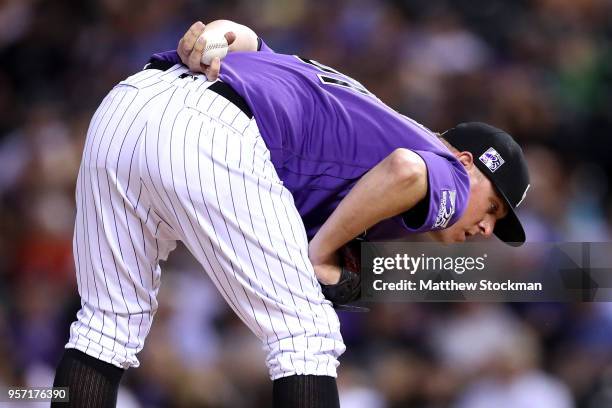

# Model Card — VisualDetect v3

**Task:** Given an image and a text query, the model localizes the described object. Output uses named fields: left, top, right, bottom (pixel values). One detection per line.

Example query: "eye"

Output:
left=488, top=201, right=498, bottom=215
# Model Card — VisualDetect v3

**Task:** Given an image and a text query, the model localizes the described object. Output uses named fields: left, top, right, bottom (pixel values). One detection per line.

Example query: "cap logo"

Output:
left=434, top=189, right=456, bottom=229
left=479, top=147, right=505, bottom=172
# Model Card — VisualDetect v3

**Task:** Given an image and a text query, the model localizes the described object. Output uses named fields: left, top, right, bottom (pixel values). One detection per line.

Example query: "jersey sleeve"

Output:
left=400, top=150, right=470, bottom=233
left=146, top=50, right=182, bottom=67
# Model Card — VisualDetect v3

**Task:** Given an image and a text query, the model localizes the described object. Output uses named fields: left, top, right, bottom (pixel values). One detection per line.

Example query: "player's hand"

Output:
left=309, top=247, right=341, bottom=285
left=177, top=21, right=236, bottom=80
left=311, top=245, right=365, bottom=310
left=313, top=263, right=342, bottom=285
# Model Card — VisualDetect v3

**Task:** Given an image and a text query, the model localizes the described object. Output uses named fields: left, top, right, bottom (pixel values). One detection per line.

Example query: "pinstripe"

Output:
left=102, top=86, right=174, bottom=358
left=72, top=176, right=84, bottom=346
left=118, top=125, right=147, bottom=349
left=74, top=93, right=113, bottom=306
left=218, top=115, right=271, bottom=339
left=91, top=89, right=128, bottom=313
left=150, top=209, right=174, bottom=230
left=186, top=120, right=256, bottom=322
left=92, top=90, right=135, bottom=360
left=168, top=113, right=252, bottom=326
left=99, top=90, right=142, bottom=362
left=80, top=89, right=126, bottom=353
left=75, top=167, right=91, bottom=350
left=263, top=182, right=307, bottom=371
left=252, top=138, right=259, bottom=173
left=133, top=180, right=151, bottom=344
left=198, top=91, right=219, bottom=113
left=108, top=86, right=173, bottom=309
left=142, top=88, right=182, bottom=235
left=208, top=125, right=261, bottom=326
left=82, top=92, right=125, bottom=351
left=276, top=190, right=324, bottom=356
left=236, top=129, right=294, bottom=376
left=192, top=122, right=262, bottom=328
left=241, top=169, right=288, bottom=375
left=277, top=188, right=338, bottom=372
left=132, top=66, right=182, bottom=90
left=226, top=112, right=290, bottom=369
left=78, top=92, right=117, bottom=324
left=82, top=92, right=115, bottom=163
left=74, top=93, right=113, bottom=309
left=194, top=78, right=210, bottom=94
left=129, top=68, right=162, bottom=86
left=240, top=118, right=251, bottom=134
left=254, top=178, right=298, bottom=348
left=136, top=184, right=153, bottom=347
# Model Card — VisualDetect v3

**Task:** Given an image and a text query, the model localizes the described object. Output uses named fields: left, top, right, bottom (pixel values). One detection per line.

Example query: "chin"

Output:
left=440, top=234, right=461, bottom=244
left=432, top=231, right=463, bottom=244
left=439, top=229, right=465, bottom=243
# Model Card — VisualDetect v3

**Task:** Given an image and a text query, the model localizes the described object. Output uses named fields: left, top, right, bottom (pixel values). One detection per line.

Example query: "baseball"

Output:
left=200, top=31, right=229, bottom=65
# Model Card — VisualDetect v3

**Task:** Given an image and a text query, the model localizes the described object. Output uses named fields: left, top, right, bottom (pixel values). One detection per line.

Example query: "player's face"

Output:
left=430, top=156, right=508, bottom=244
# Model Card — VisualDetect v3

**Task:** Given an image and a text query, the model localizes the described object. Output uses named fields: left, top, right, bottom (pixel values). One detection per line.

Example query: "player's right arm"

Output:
left=177, top=20, right=260, bottom=79
left=309, top=149, right=428, bottom=284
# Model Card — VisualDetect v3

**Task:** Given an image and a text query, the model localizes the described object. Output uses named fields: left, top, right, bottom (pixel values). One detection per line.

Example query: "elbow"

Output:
left=388, top=148, right=427, bottom=191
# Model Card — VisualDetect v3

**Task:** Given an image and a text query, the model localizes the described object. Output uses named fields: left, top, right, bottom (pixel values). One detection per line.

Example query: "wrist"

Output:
left=308, top=238, right=332, bottom=265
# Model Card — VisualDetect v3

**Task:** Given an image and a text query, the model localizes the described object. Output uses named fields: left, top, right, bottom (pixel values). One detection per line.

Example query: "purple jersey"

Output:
left=150, top=45, right=470, bottom=240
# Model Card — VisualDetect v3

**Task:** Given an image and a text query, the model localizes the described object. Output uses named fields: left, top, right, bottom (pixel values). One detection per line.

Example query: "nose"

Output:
left=478, top=217, right=495, bottom=237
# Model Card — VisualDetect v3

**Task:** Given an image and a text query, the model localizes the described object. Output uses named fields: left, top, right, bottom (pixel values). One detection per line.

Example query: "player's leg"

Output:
left=273, top=375, right=340, bottom=407
left=144, top=77, right=345, bottom=406
left=53, top=77, right=178, bottom=407
left=52, top=349, right=123, bottom=408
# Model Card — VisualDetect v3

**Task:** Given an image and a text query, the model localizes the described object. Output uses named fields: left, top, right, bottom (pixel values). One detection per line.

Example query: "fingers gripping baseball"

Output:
left=177, top=21, right=205, bottom=65
left=177, top=21, right=236, bottom=80
left=202, top=32, right=235, bottom=80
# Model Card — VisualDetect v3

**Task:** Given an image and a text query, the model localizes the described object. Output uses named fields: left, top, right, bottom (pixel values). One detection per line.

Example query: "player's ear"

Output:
left=455, top=151, right=474, bottom=170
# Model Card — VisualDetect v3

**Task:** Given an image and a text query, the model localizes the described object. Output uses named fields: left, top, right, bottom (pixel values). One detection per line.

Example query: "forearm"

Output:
left=204, top=20, right=258, bottom=52
left=309, top=149, right=428, bottom=264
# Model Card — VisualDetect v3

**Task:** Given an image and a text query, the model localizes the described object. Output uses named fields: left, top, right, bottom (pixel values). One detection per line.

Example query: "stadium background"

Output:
left=1, top=0, right=611, bottom=406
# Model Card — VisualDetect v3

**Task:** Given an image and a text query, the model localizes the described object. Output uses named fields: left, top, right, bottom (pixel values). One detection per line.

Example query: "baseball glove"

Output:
left=320, top=238, right=369, bottom=312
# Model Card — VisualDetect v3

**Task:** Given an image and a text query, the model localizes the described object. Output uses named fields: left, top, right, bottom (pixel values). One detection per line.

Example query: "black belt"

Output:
left=145, top=59, right=253, bottom=119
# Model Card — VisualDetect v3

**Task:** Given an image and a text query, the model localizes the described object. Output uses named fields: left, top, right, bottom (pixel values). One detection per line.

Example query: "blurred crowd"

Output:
left=1, top=0, right=612, bottom=407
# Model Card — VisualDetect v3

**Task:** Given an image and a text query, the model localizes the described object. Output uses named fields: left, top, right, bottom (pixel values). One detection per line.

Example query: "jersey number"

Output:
left=296, top=56, right=375, bottom=98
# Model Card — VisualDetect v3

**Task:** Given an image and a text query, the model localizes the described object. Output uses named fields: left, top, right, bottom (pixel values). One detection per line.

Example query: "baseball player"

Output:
left=52, top=20, right=530, bottom=408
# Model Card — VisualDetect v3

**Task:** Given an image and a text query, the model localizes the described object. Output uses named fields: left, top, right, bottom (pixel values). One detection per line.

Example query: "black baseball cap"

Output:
left=441, top=122, right=530, bottom=246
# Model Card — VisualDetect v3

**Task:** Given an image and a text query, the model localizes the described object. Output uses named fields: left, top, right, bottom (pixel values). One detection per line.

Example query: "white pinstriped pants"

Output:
left=66, top=65, right=345, bottom=380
